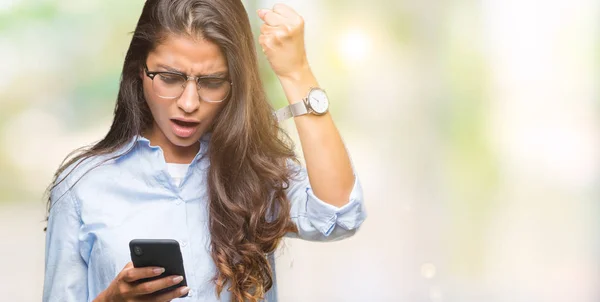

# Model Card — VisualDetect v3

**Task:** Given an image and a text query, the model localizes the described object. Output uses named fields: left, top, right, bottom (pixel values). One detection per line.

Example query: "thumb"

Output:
left=257, top=9, right=269, bottom=19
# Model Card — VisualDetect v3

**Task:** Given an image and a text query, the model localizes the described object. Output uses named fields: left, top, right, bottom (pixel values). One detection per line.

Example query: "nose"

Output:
left=176, top=79, right=200, bottom=113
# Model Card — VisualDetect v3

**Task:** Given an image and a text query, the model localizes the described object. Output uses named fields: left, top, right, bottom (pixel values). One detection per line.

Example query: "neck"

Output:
left=144, top=123, right=199, bottom=164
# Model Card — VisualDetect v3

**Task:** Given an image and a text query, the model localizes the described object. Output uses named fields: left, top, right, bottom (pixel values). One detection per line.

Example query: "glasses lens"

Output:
left=198, top=78, right=231, bottom=103
left=152, top=73, right=185, bottom=98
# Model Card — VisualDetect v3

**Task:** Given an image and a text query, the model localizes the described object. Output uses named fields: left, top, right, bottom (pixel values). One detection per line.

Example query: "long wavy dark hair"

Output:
left=46, top=0, right=299, bottom=300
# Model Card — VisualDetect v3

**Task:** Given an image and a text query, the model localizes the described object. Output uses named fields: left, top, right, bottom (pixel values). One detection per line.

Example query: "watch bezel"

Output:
left=306, top=87, right=329, bottom=115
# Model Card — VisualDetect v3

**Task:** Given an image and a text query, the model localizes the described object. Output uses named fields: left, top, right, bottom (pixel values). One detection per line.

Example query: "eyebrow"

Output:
left=155, top=63, right=228, bottom=78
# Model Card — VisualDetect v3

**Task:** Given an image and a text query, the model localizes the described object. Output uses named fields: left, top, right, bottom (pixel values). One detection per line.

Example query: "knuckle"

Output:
left=119, top=284, right=131, bottom=296
left=274, top=30, right=286, bottom=39
left=264, top=36, right=274, bottom=45
left=274, top=35, right=285, bottom=45
left=259, top=36, right=268, bottom=45
left=289, top=24, right=300, bottom=34
left=140, top=282, right=153, bottom=293
left=260, top=25, right=269, bottom=34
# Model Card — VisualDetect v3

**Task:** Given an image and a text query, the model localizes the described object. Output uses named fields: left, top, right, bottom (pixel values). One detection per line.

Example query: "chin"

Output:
left=168, top=133, right=202, bottom=147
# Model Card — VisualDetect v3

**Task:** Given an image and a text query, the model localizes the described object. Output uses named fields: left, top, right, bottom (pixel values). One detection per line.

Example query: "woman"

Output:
left=43, top=0, right=365, bottom=301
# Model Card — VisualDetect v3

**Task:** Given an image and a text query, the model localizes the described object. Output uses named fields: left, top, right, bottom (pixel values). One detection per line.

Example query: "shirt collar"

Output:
left=127, top=132, right=211, bottom=166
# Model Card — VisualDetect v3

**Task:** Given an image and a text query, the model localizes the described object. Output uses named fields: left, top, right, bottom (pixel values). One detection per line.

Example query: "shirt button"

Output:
left=176, top=199, right=183, bottom=205
left=189, top=289, right=194, bottom=296
left=181, top=240, right=188, bottom=247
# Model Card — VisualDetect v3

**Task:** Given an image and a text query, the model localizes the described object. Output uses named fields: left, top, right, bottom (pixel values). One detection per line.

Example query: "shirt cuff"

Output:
left=304, top=176, right=366, bottom=236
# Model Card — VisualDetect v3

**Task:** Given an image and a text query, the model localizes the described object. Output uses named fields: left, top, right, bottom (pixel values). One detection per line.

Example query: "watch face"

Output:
left=308, top=89, right=329, bottom=114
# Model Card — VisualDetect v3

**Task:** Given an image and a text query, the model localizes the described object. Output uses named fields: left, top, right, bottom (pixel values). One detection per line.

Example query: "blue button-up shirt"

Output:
left=43, top=135, right=366, bottom=301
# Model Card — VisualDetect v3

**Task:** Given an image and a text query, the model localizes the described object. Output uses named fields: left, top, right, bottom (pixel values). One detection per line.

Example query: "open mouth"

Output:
left=170, top=119, right=200, bottom=138
left=171, top=119, right=199, bottom=128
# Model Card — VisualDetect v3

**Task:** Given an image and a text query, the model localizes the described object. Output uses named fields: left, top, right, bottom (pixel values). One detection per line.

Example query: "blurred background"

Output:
left=0, top=0, right=598, bottom=301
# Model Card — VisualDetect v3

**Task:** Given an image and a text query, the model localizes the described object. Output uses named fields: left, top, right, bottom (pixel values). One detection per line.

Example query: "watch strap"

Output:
left=275, top=100, right=308, bottom=122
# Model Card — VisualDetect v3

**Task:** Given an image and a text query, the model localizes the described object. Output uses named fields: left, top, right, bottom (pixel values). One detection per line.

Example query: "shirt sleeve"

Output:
left=43, top=184, right=89, bottom=302
left=285, top=162, right=366, bottom=241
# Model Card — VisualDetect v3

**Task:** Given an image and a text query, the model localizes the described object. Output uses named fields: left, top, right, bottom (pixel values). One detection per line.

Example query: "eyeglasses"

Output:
left=144, top=64, right=233, bottom=103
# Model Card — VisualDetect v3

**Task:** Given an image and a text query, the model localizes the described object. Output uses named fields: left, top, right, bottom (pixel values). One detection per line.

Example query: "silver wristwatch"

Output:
left=275, top=87, right=330, bottom=122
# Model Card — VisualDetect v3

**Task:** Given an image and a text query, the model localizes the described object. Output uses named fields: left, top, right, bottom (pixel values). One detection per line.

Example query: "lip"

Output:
left=170, top=118, right=200, bottom=138
left=171, top=117, right=201, bottom=124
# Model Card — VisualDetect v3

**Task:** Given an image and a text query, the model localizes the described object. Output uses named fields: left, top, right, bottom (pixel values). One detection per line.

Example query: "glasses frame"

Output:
left=143, top=64, right=233, bottom=103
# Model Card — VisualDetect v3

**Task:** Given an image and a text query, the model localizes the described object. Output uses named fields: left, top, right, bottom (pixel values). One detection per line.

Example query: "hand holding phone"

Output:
left=93, top=262, right=189, bottom=302
left=129, top=239, right=189, bottom=297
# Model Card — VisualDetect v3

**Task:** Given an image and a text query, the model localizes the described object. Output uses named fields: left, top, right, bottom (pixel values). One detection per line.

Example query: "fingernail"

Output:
left=173, top=276, right=184, bottom=283
left=180, top=286, right=190, bottom=294
left=153, top=268, right=165, bottom=274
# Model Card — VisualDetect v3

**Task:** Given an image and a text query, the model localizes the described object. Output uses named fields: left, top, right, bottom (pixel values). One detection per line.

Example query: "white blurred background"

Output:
left=0, top=0, right=598, bottom=301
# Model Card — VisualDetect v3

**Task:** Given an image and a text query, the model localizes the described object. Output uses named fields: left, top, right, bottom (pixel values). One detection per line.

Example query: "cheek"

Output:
left=143, top=82, right=168, bottom=120
left=142, top=79, right=152, bottom=105
left=203, top=102, right=227, bottom=124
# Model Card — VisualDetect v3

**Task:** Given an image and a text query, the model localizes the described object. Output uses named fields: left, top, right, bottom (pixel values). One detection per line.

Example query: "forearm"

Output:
left=278, top=67, right=355, bottom=208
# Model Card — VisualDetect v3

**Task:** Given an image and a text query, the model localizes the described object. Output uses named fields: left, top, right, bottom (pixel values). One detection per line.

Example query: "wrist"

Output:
left=277, top=63, right=312, bottom=83
left=277, top=67, right=319, bottom=105
left=93, top=289, right=114, bottom=302
left=92, top=293, right=105, bottom=302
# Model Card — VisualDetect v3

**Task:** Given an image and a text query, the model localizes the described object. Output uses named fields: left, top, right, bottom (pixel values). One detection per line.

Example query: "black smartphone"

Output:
left=129, top=239, right=188, bottom=298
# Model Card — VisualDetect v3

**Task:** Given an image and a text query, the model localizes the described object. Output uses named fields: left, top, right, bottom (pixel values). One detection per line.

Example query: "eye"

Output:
left=199, top=78, right=227, bottom=89
left=158, top=73, right=183, bottom=85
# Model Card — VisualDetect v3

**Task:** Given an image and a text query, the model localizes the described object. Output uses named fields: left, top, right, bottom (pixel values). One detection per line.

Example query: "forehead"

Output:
left=147, top=34, right=227, bottom=73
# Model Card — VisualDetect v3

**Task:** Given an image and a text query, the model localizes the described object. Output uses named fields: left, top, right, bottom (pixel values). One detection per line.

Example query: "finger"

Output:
left=258, top=34, right=275, bottom=53
left=257, top=9, right=286, bottom=26
left=132, top=275, right=184, bottom=295
left=272, top=3, right=299, bottom=19
left=121, top=266, right=166, bottom=283
left=152, top=286, right=191, bottom=302
left=260, top=23, right=278, bottom=35
left=260, top=29, right=287, bottom=46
